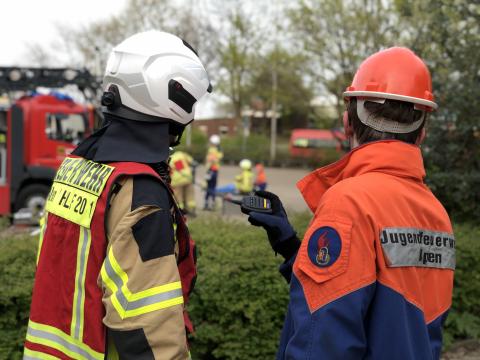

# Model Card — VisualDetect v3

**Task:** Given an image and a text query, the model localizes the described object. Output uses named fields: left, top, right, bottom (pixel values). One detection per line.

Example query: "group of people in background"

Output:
left=169, top=134, right=268, bottom=215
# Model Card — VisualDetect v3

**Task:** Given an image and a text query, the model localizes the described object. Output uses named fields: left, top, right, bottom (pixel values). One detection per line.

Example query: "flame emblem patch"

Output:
left=307, top=226, right=342, bottom=268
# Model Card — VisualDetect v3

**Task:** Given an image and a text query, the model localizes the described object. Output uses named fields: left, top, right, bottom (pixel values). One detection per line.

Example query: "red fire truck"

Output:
left=0, top=67, right=100, bottom=219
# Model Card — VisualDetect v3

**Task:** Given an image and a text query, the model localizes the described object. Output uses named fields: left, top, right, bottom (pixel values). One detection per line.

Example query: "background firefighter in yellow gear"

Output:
left=170, top=150, right=196, bottom=215
left=204, top=134, right=223, bottom=210
left=234, top=159, right=254, bottom=195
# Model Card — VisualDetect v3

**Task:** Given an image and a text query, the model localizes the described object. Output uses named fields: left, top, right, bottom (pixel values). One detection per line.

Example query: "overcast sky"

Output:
left=0, top=0, right=128, bottom=66
left=0, top=0, right=220, bottom=117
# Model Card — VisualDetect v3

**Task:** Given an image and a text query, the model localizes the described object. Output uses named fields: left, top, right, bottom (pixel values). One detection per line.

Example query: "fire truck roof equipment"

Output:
left=0, top=67, right=100, bottom=94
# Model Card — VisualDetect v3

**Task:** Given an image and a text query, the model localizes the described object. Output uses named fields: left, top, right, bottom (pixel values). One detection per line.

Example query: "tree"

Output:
left=213, top=6, right=264, bottom=120
left=248, top=48, right=314, bottom=132
left=57, top=0, right=216, bottom=75
left=396, top=0, right=480, bottom=220
left=288, top=0, right=402, bottom=119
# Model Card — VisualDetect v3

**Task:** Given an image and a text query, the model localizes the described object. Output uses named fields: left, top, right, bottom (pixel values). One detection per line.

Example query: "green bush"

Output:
left=176, top=128, right=209, bottom=162
left=443, top=223, right=480, bottom=348
left=188, top=213, right=310, bottom=359
left=221, top=134, right=271, bottom=165
left=0, top=216, right=478, bottom=358
left=176, top=130, right=343, bottom=169
left=426, top=171, right=480, bottom=223
left=220, top=134, right=342, bottom=168
left=0, top=235, right=37, bottom=360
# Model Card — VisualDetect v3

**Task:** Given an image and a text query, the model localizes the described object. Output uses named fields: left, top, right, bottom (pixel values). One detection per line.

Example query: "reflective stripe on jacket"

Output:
left=278, top=141, right=454, bottom=360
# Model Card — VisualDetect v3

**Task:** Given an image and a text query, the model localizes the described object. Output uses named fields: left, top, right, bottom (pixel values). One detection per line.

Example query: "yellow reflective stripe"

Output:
left=130, top=281, right=182, bottom=300
left=123, top=296, right=184, bottom=318
left=36, top=213, right=48, bottom=265
left=24, top=347, right=60, bottom=360
left=27, top=321, right=103, bottom=360
left=100, top=265, right=125, bottom=316
left=107, top=246, right=129, bottom=286
left=101, top=247, right=184, bottom=319
left=71, top=227, right=91, bottom=341
left=26, top=333, right=85, bottom=360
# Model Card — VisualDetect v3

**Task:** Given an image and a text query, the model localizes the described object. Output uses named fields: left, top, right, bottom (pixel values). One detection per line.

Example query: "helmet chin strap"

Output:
left=356, top=99, right=425, bottom=134
left=169, top=123, right=185, bottom=147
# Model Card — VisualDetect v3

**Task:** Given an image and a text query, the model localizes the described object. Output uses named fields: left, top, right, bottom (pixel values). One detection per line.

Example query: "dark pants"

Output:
left=256, top=182, right=267, bottom=191
left=204, top=170, right=218, bottom=208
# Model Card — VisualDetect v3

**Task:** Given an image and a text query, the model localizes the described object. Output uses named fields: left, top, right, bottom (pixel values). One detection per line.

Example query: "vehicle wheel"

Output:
left=15, top=184, right=50, bottom=215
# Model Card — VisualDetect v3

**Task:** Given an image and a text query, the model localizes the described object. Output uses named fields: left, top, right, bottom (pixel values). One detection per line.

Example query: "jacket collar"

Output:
left=297, top=140, right=426, bottom=213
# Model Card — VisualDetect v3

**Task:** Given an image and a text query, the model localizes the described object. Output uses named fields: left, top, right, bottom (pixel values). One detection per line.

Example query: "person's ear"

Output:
left=416, top=127, right=426, bottom=145
left=343, top=111, right=354, bottom=137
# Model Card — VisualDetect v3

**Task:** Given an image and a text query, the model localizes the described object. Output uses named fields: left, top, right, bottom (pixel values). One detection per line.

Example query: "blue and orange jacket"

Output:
left=278, top=140, right=455, bottom=360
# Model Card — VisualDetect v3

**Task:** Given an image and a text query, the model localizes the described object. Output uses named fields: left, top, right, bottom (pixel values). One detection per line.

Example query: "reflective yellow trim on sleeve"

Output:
left=129, top=281, right=183, bottom=300
left=101, top=247, right=184, bottom=319
left=123, top=296, right=185, bottom=318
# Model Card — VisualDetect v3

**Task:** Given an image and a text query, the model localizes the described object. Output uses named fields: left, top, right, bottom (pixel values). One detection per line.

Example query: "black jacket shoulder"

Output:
left=131, top=175, right=172, bottom=211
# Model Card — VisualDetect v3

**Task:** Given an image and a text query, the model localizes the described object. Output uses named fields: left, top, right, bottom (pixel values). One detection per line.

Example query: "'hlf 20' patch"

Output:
left=307, top=226, right=342, bottom=268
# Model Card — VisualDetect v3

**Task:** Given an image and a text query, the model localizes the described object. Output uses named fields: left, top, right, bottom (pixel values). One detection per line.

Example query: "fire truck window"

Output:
left=46, top=113, right=87, bottom=145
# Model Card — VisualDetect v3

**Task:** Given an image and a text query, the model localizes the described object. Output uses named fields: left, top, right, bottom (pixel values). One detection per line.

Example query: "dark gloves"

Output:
left=245, top=191, right=300, bottom=260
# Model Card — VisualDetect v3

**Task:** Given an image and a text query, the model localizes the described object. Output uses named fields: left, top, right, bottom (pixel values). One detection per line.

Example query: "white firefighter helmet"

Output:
left=209, top=134, right=220, bottom=145
left=239, top=159, right=252, bottom=170
left=102, top=30, right=212, bottom=126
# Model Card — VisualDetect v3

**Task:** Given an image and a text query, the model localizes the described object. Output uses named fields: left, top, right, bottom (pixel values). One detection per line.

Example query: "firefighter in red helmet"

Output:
left=246, top=47, right=455, bottom=359
left=24, top=31, right=212, bottom=359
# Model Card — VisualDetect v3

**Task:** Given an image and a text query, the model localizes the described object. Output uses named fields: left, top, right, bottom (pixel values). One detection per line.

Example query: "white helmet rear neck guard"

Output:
left=102, top=31, right=212, bottom=126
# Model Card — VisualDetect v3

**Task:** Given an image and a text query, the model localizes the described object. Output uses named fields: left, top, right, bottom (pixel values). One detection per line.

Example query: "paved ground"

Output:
left=441, top=340, right=480, bottom=360
left=193, top=165, right=311, bottom=214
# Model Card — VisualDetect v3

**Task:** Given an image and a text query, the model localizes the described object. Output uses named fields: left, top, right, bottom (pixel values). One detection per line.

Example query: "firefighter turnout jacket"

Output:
left=205, top=146, right=223, bottom=171
left=278, top=140, right=455, bottom=360
left=25, top=157, right=196, bottom=359
left=234, top=169, right=254, bottom=194
left=170, top=151, right=194, bottom=188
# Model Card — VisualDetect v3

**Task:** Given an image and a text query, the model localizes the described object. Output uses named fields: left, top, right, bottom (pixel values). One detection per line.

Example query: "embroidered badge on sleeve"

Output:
left=307, top=226, right=342, bottom=268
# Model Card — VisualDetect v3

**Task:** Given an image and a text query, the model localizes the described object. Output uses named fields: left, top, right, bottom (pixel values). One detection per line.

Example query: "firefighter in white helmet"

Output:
left=204, top=134, right=223, bottom=210
left=25, top=31, right=211, bottom=359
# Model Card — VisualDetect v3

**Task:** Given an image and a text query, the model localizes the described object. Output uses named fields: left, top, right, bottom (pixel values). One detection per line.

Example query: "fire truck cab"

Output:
left=0, top=67, right=99, bottom=219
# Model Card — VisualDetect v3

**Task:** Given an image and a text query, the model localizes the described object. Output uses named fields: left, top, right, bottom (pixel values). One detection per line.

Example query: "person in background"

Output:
left=204, top=134, right=223, bottom=210
left=24, top=31, right=212, bottom=359
left=234, top=159, right=255, bottom=195
left=254, top=163, right=267, bottom=191
left=245, top=47, right=455, bottom=360
left=170, top=150, right=197, bottom=216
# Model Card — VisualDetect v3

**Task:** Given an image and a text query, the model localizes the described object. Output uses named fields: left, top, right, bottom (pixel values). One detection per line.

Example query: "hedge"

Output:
left=177, top=131, right=342, bottom=168
left=0, top=235, right=37, bottom=359
left=187, top=213, right=311, bottom=359
left=426, top=171, right=480, bottom=223
left=442, top=223, right=480, bottom=347
left=0, top=216, right=478, bottom=358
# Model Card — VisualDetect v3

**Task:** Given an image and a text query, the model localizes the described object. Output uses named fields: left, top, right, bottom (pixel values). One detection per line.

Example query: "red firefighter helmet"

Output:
left=343, top=47, right=437, bottom=111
